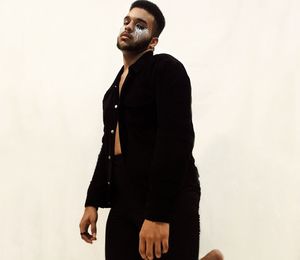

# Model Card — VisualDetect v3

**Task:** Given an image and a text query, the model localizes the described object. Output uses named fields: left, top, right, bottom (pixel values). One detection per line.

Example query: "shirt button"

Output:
left=110, top=129, right=114, bottom=134
left=114, top=104, right=118, bottom=109
left=114, top=85, right=117, bottom=88
left=108, top=155, right=111, bottom=160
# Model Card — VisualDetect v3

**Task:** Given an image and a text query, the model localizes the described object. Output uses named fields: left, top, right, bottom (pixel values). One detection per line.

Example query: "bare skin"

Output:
left=79, top=206, right=98, bottom=244
left=201, top=249, right=224, bottom=260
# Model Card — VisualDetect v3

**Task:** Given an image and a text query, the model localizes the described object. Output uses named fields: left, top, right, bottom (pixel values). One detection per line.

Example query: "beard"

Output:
left=117, top=36, right=152, bottom=53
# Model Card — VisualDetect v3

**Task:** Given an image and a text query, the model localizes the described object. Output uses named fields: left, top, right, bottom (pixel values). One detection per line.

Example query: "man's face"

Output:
left=117, top=7, right=156, bottom=53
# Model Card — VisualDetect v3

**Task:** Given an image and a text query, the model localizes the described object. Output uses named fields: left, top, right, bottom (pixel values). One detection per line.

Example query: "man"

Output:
left=79, top=1, right=204, bottom=259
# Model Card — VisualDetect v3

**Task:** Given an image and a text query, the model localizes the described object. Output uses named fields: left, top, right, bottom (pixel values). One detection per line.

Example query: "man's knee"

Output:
left=201, top=249, right=224, bottom=260
left=210, top=249, right=223, bottom=260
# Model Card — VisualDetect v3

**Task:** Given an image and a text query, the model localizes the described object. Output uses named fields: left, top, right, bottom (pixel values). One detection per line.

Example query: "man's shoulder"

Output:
left=153, top=53, right=185, bottom=71
left=153, top=53, right=181, bottom=64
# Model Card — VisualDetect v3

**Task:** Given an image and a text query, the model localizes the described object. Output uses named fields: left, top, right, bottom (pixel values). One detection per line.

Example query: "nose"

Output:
left=124, top=21, right=134, bottom=32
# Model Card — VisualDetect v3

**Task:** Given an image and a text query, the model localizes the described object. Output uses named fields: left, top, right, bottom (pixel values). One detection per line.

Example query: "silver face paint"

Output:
left=132, top=25, right=150, bottom=42
left=119, top=24, right=150, bottom=43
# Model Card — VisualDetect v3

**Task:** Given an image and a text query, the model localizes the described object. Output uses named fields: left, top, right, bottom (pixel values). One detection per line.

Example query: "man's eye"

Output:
left=123, top=19, right=130, bottom=25
left=136, top=24, right=146, bottom=30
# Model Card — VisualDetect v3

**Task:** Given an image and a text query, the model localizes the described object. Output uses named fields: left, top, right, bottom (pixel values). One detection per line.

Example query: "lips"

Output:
left=120, top=32, right=132, bottom=39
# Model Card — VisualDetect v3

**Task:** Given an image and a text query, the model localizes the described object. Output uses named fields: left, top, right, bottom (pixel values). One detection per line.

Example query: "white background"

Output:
left=0, top=0, right=299, bottom=259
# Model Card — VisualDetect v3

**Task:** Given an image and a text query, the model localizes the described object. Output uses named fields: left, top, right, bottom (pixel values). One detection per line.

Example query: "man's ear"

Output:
left=149, top=37, right=159, bottom=50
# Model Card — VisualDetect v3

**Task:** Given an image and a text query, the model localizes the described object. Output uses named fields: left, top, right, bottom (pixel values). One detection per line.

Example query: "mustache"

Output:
left=120, top=31, right=132, bottom=39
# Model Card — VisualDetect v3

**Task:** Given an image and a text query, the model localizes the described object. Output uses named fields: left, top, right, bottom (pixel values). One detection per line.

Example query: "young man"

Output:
left=79, top=1, right=203, bottom=259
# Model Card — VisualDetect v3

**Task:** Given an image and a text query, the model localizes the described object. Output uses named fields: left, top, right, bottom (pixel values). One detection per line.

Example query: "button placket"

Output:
left=106, top=81, right=120, bottom=206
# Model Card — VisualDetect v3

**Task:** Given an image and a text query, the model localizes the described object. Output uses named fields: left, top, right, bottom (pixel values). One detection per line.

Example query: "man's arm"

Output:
left=139, top=55, right=195, bottom=259
left=144, top=54, right=195, bottom=223
left=84, top=129, right=108, bottom=208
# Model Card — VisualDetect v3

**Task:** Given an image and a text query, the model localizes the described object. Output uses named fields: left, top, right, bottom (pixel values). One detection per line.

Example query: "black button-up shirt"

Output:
left=85, top=50, right=200, bottom=223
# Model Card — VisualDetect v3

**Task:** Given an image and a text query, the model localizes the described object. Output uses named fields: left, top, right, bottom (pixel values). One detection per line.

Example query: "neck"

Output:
left=122, top=49, right=153, bottom=71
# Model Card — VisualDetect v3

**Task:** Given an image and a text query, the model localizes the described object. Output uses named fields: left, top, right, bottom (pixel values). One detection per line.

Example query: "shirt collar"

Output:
left=112, top=50, right=154, bottom=87
left=129, top=50, right=154, bottom=74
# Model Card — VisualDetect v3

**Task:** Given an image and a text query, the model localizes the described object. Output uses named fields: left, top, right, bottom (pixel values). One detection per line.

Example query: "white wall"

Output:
left=0, top=0, right=299, bottom=259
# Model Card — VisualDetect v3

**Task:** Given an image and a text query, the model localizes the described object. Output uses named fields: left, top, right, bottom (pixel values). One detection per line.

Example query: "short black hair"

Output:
left=130, top=0, right=165, bottom=37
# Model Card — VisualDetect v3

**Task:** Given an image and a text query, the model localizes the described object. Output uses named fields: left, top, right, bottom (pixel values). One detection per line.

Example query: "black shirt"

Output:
left=85, top=50, right=200, bottom=223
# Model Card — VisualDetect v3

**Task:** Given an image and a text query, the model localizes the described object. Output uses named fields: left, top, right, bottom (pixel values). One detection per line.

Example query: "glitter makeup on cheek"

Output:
left=132, top=25, right=150, bottom=42
left=119, top=24, right=150, bottom=42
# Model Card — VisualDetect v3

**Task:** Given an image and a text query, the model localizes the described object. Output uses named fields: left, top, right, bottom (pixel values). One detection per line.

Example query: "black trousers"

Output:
left=105, top=154, right=201, bottom=260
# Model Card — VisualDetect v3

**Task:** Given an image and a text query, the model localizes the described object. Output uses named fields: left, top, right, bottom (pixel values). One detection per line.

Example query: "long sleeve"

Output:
left=144, top=56, right=195, bottom=223
left=84, top=131, right=109, bottom=208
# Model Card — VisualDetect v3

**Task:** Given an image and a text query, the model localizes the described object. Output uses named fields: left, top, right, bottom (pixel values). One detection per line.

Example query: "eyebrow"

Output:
left=123, top=15, right=148, bottom=25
